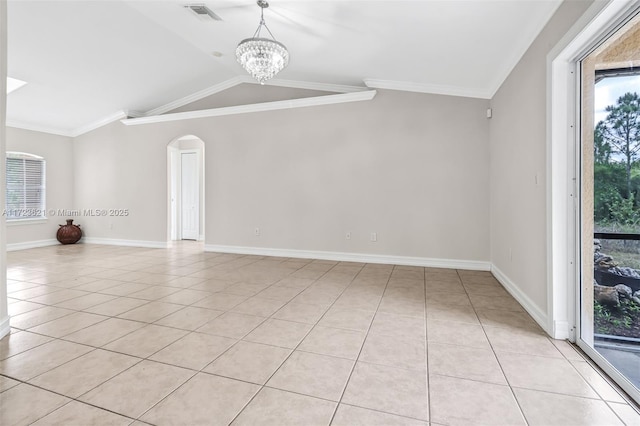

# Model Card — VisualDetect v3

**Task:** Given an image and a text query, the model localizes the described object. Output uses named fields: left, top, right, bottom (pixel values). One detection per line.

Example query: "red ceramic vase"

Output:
left=57, top=219, right=82, bottom=244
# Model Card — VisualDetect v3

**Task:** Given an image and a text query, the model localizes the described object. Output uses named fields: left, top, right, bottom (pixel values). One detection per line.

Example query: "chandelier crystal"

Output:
left=236, top=1, right=289, bottom=84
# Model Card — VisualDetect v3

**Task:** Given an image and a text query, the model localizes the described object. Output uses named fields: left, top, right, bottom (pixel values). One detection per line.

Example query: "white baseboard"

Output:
left=491, top=265, right=549, bottom=334
left=82, top=238, right=169, bottom=249
left=204, top=244, right=491, bottom=271
left=7, top=239, right=59, bottom=251
left=0, top=316, right=10, bottom=339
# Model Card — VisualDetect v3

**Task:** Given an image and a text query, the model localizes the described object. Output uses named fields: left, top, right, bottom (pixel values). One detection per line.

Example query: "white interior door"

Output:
left=181, top=152, right=199, bottom=240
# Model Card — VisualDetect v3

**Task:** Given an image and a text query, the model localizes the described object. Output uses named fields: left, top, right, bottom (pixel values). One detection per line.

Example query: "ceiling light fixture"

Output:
left=236, top=0, right=289, bottom=84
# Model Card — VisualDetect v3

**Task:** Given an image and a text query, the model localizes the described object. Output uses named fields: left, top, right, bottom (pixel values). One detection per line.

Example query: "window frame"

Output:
left=5, top=151, right=47, bottom=223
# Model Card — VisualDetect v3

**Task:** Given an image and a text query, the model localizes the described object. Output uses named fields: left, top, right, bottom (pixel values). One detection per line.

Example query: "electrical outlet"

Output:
left=370, top=232, right=377, bottom=242
left=254, top=227, right=260, bottom=236
left=345, top=232, right=351, bottom=240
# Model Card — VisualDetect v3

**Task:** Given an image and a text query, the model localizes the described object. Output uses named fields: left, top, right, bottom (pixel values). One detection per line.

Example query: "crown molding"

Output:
left=121, top=90, right=377, bottom=126
left=142, top=75, right=368, bottom=118
left=70, top=110, right=127, bottom=137
left=7, top=110, right=128, bottom=138
left=363, top=78, right=492, bottom=99
left=241, top=76, right=368, bottom=94
left=5, top=120, right=74, bottom=137
left=144, top=76, right=246, bottom=116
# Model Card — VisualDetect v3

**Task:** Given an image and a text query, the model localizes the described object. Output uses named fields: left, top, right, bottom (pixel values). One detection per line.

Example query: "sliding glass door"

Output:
left=579, top=10, right=640, bottom=404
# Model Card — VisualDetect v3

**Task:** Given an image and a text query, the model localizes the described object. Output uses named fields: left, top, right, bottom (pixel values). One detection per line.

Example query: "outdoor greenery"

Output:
left=594, top=92, right=640, bottom=231
left=594, top=299, right=640, bottom=337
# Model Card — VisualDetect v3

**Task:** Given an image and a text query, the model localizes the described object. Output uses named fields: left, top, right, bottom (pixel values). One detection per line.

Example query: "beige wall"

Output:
left=489, top=0, right=593, bottom=314
left=5, top=127, right=74, bottom=246
left=74, top=89, right=491, bottom=262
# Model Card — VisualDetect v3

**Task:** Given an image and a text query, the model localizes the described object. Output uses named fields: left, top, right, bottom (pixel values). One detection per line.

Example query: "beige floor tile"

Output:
left=156, top=288, right=211, bottom=305
left=425, top=291, right=472, bottom=306
left=205, top=341, right=291, bottom=384
left=150, top=332, right=236, bottom=370
left=332, top=404, right=428, bottom=426
left=28, top=289, right=89, bottom=305
left=192, top=292, right=249, bottom=310
left=64, top=317, right=146, bottom=347
left=188, top=279, right=234, bottom=292
left=83, top=296, right=149, bottom=316
left=273, top=277, right=316, bottom=289
left=29, top=349, right=140, bottom=398
left=73, top=278, right=126, bottom=293
left=98, top=282, right=152, bottom=296
left=426, top=280, right=466, bottom=293
left=164, top=276, right=206, bottom=288
left=514, top=387, right=623, bottom=426
left=28, top=312, right=107, bottom=338
left=469, top=294, right=525, bottom=312
left=154, top=306, right=224, bottom=330
left=318, top=307, right=375, bottom=332
left=608, top=402, right=640, bottom=425
left=141, top=373, right=259, bottom=425
left=463, top=283, right=510, bottom=297
left=9, top=285, right=60, bottom=300
left=267, top=351, right=353, bottom=401
left=0, top=384, right=70, bottom=426
left=103, top=324, right=188, bottom=358
left=223, top=282, right=269, bottom=297
left=232, top=296, right=287, bottom=317
left=31, top=401, right=132, bottom=426
left=244, top=319, right=313, bottom=349
left=428, top=342, right=506, bottom=384
left=377, top=297, right=425, bottom=317
left=255, top=285, right=303, bottom=302
left=429, top=374, right=525, bottom=425
left=484, top=326, right=563, bottom=358
left=342, top=362, right=429, bottom=421
left=127, top=286, right=182, bottom=301
left=197, top=312, right=266, bottom=339
left=117, top=301, right=183, bottom=323
left=426, top=304, right=479, bottom=325
left=360, top=332, right=426, bottom=371
left=0, top=339, right=93, bottom=381
left=476, top=309, right=542, bottom=332
left=369, top=312, right=425, bottom=340
left=80, top=360, right=194, bottom=419
left=54, top=293, right=117, bottom=310
left=551, top=339, right=585, bottom=361
left=10, top=306, right=75, bottom=330
left=570, top=360, right=628, bottom=403
left=298, top=326, right=366, bottom=360
left=0, top=375, right=20, bottom=392
left=231, top=387, right=336, bottom=426
left=8, top=300, right=48, bottom=316
left=427, top=319, right=491, bottom=349
left=0, top=330, right=52, bottom=360
left=272, top=301, right=328, bottom=324
left=497, top=352, right=599, bottom=398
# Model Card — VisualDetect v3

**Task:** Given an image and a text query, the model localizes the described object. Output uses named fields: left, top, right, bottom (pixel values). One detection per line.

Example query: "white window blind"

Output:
left=6, top=152, right=46, bottom=220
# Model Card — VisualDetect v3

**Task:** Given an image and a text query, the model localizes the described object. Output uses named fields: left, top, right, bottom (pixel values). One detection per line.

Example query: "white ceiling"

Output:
left=6, top=0, right=562, bottom=136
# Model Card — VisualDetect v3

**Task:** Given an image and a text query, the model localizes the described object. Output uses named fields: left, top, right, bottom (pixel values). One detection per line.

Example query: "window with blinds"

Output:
left=5, top=152, right=46, bottom=220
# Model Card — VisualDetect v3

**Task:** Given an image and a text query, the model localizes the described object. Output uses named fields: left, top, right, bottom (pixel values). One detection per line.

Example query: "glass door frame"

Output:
left=570, top=1, right=640, bottom=405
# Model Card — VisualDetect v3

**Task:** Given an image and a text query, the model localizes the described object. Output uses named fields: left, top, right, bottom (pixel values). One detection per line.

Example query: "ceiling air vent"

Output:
left=184, top=4, right=223, bottom=21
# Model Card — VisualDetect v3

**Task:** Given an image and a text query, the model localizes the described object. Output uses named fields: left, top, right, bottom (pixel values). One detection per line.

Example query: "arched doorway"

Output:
left=167, top=135, right=205, bottom=242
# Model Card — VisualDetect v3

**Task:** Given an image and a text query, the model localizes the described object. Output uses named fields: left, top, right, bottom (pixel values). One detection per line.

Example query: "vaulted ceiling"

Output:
left=6, top=0, right=562, bottom=136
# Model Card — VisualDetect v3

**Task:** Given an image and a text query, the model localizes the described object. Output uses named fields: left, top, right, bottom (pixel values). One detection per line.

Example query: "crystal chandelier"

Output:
left=236, top=0, right=289, bottom=84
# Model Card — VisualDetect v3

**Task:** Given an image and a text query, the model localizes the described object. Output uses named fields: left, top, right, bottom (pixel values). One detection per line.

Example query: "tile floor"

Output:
left=1, top=242, right=639, bottom=425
